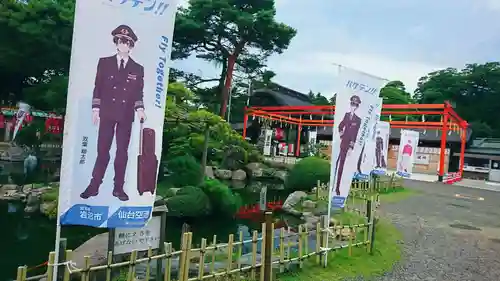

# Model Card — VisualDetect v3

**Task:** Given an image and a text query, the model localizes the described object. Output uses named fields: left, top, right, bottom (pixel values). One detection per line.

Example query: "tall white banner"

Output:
left=354, top=98, right=382, bottom=180
left=58, top=0, right=178, bottom=228
left=308, top=130, right=317, bottom=155
left=372, top=121, right=390, bottom=175
left=263, top=129, right=273, bottom=156
left=328, top=69, right=387, bottom=210
left=396, top=130, right=420, bottom=178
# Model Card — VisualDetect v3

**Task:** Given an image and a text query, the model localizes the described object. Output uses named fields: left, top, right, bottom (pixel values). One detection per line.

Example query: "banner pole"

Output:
left=52, top=215, right=62, bottom=281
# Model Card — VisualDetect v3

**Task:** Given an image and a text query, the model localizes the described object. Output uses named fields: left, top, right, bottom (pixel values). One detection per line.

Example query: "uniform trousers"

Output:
left=88, top=118, right=133, bottom=192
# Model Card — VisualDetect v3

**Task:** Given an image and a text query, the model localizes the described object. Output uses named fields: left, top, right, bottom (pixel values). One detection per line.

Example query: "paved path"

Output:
left=372, top=179, right=500, bottom=281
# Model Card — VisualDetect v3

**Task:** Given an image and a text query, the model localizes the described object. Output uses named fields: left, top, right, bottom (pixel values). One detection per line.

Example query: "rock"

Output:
left=301, top=200, right=316, bottom=209
left=22, top=184, right=33, bottom=194
left=274, top=170, right=287, bottom=181
left=262, top=168, right=277, bottom=177
left=302, top=212, right=320, bottom=230
left=282, top=191, right=307, bottom=216
left=231, top=169, right=247, bottom=181
left=26, top=193, right=40, bottom=206
left=283, top=191, right=307, bottom=210
left=2, top=184, right=17, bottom=191
left=214, top=169, right=232, bottom=180
left=269, top=183, right=285, bottom=190
left=246, top=162, right=263, bottom=178
left=204, top=166, right=215, bottom=179
left=246, top=181, right=265, bottom=192
left=230, top=180, right=246, bottom=189
left=24, top=204, right=39, bottom=213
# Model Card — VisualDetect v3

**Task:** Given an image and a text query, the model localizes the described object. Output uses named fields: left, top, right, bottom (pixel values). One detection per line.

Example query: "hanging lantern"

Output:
left=252, top=114, right=255, bottom=120
left=421, top=115, right=425, bottom=122
left=405, top=115, right=408, bottom=123
left=389, top=115, right=392, bottom=122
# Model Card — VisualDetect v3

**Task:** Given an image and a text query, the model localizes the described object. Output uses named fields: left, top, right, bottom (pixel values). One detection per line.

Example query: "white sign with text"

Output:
left=113, top=215, right=161, bottom=255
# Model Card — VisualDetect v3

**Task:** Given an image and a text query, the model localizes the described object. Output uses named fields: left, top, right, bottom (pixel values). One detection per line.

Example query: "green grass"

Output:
left=41, top=187, right=58, bottom=202
left=379, top=188, right=419, bottom=203
left=277, top=218, right=403, bottom=281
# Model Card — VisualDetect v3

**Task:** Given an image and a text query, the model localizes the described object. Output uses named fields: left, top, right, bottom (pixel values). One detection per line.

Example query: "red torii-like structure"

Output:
left=242, top=102, right=468, bottom=182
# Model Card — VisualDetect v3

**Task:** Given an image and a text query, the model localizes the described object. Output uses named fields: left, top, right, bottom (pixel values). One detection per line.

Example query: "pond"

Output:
left=0, top=186, right=292, bottom=281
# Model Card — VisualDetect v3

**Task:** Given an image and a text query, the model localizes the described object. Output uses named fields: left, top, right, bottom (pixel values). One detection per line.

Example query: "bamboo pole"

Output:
left=164, top=242, right=172, bottom=281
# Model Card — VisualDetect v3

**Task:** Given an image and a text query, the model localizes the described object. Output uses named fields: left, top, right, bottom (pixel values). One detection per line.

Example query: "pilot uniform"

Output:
left=334, top=95, right=362, bottom=196
left=80, top=25, right=144, bottom=201
left=375, top=135, right=384, bottom=168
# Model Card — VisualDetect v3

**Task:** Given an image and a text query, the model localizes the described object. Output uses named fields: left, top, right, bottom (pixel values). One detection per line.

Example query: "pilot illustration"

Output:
left=80, top=24, right=146, bottom=201
left=334, top=95, right=362, bottom=196
left=375, top=130, right=386, bottom=168
left=399, top=139, right=413, bottom=172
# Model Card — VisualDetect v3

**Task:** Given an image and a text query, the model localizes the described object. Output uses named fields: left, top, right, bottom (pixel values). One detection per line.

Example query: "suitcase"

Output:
left=137, top=120, right=158, bottom=195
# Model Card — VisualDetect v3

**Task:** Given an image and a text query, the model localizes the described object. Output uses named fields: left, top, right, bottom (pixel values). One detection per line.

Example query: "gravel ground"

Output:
left=367, top=180, right=500, bottom=281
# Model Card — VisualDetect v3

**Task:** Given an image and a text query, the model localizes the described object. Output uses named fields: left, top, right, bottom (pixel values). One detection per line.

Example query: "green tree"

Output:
left=307, top=91, right=331, bottom=106
left=415, top=63, right=500, bottom=137
left=174, top=0, right=297, bottom=118
left=379, top=80, right=414, bottom=121
left=0, top=0, right=74, bottom=106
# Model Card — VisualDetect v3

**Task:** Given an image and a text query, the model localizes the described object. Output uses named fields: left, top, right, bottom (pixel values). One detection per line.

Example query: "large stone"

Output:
left=231, top=169, right=247, bottom=181
left=214, top=169, right=232, bottom=180
left=26, top=193, right=40, bottom=206
left=204, top=166, right=215, bottom=179
left=274, top=170, right=288, bottom=181
left=246, top=162, right=263, bottom=178
left=24, top=204, right=39, bottom=213
left=282, top=191, right=307, bottom=216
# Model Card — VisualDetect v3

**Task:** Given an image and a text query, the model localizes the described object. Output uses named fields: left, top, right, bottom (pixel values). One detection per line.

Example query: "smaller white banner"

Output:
left=372, top=121, right=390, bottom=175
left=263, top=129, right=273, bottom=156
left=396, top=130, right=420, bottom=178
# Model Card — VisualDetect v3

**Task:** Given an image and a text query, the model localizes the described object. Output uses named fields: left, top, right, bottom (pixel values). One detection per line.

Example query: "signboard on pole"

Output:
left=396, top=130, right=420, bottom=178
left=259, top=186, right=268, bottom=211
left=372, top=121, right=390, bottom=175
left=354, top=98, right=382, bottom=180
left=113, top=215, right=162, bottom=255
left=327, top=68, right=387, bottom=211
left=263, top=129, right=273, bottom=156
left=57, top=0, right=178, bottom=228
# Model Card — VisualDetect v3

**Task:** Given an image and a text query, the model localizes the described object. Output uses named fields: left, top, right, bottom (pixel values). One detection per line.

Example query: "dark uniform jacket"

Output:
left=92, top=55, right=144, bottom=123
left=376, top=136, right=383, bottom=153
left=338, top=112, right=361, bottom=150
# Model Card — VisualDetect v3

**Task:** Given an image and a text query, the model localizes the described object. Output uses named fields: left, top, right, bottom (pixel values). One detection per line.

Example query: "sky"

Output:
left=174, top=0, right=500, bottom=97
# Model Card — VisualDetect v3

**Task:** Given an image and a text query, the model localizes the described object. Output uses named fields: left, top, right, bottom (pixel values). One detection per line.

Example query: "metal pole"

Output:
left=246, top=79, right=252, bottom=106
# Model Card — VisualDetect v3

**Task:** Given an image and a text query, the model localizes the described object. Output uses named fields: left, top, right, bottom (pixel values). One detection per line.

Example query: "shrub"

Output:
left=166, top=155, right=202, bottom=187
left=200, top=178, right=242, bottom=217
left=166, top=186, right=211, bottom=217
left=285, top=156, right=330, bottom=191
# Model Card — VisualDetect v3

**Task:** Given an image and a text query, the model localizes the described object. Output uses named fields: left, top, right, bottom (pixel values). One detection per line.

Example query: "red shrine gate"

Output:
left=242, top=102, right=468, bottom=183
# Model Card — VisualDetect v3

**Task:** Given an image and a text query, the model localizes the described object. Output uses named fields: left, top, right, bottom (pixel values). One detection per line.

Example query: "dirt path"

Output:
left=372, top=180, right=500, bottom=281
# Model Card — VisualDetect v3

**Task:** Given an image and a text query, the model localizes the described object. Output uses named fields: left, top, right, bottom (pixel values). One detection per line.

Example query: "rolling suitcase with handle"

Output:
left=137, top=119, right=158, bottom=195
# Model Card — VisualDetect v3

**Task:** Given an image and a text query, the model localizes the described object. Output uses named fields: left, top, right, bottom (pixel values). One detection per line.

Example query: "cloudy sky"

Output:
left=174, top=0, right=500, bottom=97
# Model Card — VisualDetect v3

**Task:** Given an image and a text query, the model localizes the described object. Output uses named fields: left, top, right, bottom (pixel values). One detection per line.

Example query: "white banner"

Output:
left=396, top=130, right=420, bottom=178
left=58, top=0, right=178, bottom=228
left=372, top=121, right=390, bottom=175
left=328, top=69, right=387, bottom=210
left=308, top=130, right=317, bottom=155
left=354, top=98, right=382, bottom=180
left=263, top=129, right=273, bottom=156
left=12, top=102, right=31, bottom=141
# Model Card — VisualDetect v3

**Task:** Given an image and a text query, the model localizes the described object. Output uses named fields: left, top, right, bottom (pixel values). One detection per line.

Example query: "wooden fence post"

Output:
left=316, top=180, right=320, bottom=200
left=263, top=211, right=273, bottom=281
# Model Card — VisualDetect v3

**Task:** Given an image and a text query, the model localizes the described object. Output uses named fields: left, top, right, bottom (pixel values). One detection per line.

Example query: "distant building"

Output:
left=455, top=138, right=500, bottom=181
